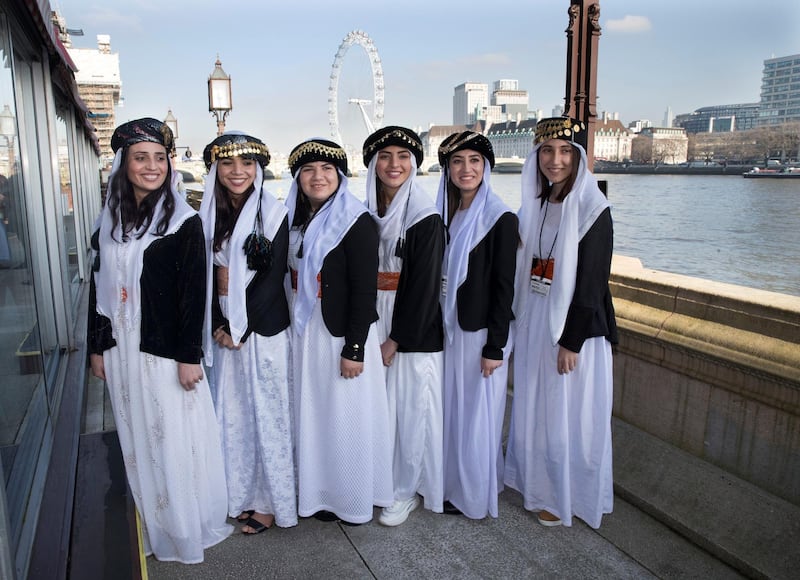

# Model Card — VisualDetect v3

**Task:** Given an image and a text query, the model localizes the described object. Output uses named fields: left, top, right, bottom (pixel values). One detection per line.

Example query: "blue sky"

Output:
left=55, top=0, right=799, bottom=157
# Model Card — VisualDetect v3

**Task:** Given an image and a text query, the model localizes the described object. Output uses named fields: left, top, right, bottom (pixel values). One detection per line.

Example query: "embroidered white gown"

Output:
left=102, top=235, right=232, bottom=564
left=210, top=240, right=297, bottom=528
left=289, top=229, right=394, bottom=523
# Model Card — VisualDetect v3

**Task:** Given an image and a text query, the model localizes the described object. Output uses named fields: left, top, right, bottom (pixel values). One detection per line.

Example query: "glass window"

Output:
left=55, top=106, right=79, bottom=302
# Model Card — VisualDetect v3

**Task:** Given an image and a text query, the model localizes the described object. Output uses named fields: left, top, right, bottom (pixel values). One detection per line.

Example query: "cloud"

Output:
left=606, top=15, right=652, bottom=33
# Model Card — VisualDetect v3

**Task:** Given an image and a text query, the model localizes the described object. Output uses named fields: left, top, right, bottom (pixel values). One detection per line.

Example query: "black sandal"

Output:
left=236, top=509, right=255, bottom=522
left=242, top=516, right=271, bottom=535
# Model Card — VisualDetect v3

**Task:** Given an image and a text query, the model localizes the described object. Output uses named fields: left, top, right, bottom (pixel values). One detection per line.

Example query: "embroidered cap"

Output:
left=438, top=130, right=495, bottom=169
left=288, top=138, right=348, bottom=177
left=534, top=116, right=586, bottom=145
left=362, top=126, right=424, bottom=167
left=111, top=117, right=174, bottom=154
left=203, top=132, right=271, bottom=169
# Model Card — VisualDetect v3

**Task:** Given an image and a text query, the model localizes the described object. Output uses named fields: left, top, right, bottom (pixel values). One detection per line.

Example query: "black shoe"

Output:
left=312, top=510, right=340, bottom=522
left=443, top=501, right=462, bottom=515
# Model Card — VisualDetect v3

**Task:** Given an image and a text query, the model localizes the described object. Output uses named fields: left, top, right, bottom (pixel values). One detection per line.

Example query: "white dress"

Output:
left=504, top=201, right=614, bottom=529
left=102, top=235, right=232, bottom=564
left=210, top=240, right=297, bottom=528
left=289, top=229, right=394, bottom=523
left=441, top=209, right=510, bottom=520
left=374, top=223, right=444, bottom=512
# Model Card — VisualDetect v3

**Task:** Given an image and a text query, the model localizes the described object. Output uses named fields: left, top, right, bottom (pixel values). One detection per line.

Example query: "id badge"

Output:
left=530, top=276, right=551, bottom=296
left=441, top=275, right=448, bottom=297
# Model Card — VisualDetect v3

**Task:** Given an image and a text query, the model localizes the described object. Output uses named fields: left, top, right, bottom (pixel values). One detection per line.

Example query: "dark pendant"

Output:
left=394, top=237, right=405, bottom=259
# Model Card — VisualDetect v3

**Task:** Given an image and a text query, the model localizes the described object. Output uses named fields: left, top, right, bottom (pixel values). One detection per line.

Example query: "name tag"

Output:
left=530, top=277, right=551, bottom=296
left=441, top=275, right=448, bottom=297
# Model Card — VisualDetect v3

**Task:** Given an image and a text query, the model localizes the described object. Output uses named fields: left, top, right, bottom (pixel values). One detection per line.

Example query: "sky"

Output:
left=55, top=0, right=800, bottom=158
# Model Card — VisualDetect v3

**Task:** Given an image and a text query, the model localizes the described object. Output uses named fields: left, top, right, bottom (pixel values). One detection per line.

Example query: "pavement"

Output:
left=145, top=416, right=793, bottom=580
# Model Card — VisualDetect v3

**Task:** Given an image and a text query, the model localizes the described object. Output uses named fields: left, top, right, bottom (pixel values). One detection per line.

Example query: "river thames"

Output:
left=269, top=173, right=800, bottom=297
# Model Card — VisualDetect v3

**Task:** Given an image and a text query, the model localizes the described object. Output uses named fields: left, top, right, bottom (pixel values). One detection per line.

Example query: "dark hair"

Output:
left=213, top=179, right=254, bottom=252
left=107, top=147, right=175, bottom=241
left=537, top=143, right=581, bottom=204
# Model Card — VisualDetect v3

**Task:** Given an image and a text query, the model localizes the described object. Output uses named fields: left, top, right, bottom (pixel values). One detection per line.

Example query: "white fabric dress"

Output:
left=286, top=174, right=393, bottom=524
left=210, top=239, right=297, bottom=528
left=504, top=142, right=614, bottom=529
left=366, top=157, right=444, bottom=512
left=101, top=233, right=232, bottom=564
left=441, top=208, right=511, bottom=520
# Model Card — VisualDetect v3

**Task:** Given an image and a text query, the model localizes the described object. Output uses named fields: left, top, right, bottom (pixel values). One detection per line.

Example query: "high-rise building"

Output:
left=491, top=79, right=529, bottom=122
left=64, top=33, right=122, bottom=164
left=759, top=53, right=800, bottom=126
left=663, top=106, right=674, bottom=128
left=453, top=82, right=488, bottom=125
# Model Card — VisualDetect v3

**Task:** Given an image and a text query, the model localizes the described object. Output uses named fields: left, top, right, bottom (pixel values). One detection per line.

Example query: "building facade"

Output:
left=491, top=79, right=529, bottom=122
left=759, top=53, right=800, bottom=126
left=0, top=3, right=102, bottom=578
left=631, top=127, right=689, bottom=164
left=62, top=32, right=122, bottom=165
left=594, top=118, right=633, bottom=162
left=674, top=103, right=761, bottom=133
left=486, top=119, right=538, bottom=158
left=453, top=82, right=488, bottom=125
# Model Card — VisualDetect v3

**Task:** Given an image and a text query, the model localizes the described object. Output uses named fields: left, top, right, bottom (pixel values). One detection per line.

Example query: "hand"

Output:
left=213, top=326, right=240, bottom=350
left=380, top=338, right=399, bottom=367
left=178, top=363, right=203, bottom=391
left=481, top=357, right=503, bottom=378
left=90, top=353, right=106, bottom=380
left=340, top=358, right=364, bottom=379
left=557, top=346, right=578, bottom=375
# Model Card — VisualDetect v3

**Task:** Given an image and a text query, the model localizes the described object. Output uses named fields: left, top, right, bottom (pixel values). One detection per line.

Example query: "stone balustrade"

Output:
left=610, top=255, right=800, bottom=506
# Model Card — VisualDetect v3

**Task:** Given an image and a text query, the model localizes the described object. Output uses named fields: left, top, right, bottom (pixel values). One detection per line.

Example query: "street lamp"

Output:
left=164, top=108, right=178, bottom=140
left=208, top=56, right=232, bottom=137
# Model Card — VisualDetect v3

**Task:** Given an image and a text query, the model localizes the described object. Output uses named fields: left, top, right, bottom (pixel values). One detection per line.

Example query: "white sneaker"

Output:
left=378, top=496, right=420, bottom=527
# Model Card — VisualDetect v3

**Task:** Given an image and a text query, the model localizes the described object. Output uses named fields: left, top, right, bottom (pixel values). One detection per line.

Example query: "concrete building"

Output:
left=674, top=103, right=761, bottom=134
left=486, top=119, right=537, bottom=158
left=491, top=79, right=529, bottom=122
left=452, top=82, right=488, bottom=125
left=55, top=17, right=121, bottom=166
left=594, top=115, right=633, bottom=162
left=759, top=53, right=800, bottom=126
left=631, top=126, right=689, bottom=164
left=627, top=119, right=652, bottom=134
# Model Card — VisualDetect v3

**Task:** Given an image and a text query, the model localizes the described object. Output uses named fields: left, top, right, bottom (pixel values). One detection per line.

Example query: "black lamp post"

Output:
left=208, top=57, right=232, bottom=137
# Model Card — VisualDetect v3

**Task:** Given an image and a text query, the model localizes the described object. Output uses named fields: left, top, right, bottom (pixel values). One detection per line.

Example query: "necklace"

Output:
left=536, top=198, right=558, bottom=279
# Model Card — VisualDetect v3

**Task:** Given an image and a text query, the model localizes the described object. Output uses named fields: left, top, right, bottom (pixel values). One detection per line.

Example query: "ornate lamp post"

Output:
left=208, top=57, right=232, bottom=137
left=564, top=0, right=601, bottom=169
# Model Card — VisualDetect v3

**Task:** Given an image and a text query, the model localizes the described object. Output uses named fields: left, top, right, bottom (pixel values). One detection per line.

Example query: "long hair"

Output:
left=536, top=143, right=581, bottom=204
left=107, top=147, right=175, bottom=241
left=213, top=180, right=254, bottom=252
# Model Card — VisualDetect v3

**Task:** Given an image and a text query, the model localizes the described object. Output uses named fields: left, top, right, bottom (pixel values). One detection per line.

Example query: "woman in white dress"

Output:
left=286, top=138, right=393, bottom=525
left=436, top=131, right=518, bottom=519
left=199, top=132, right=296, bottom=534
left=504, top=117, right=617, bottom=529
left=362, top=127, right=446, bottom=526
left=88, top=118, right=232, bottom=563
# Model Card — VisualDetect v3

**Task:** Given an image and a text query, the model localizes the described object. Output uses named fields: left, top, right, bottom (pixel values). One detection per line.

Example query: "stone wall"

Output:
left=610, top=255, right=800, bottom=506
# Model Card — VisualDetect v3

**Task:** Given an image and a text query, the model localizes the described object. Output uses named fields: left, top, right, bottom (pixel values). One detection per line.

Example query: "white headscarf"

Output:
left=514, top=142, right=610, bottom=345
left=95, top=149, right=196, bottom=334
left=285, top=169, right=368, bottom=337
left=365, top=154, right=437, bottom=256
left=199, top=161, right=288, bottom=364
left=436, top=158, right=510, bottom=343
